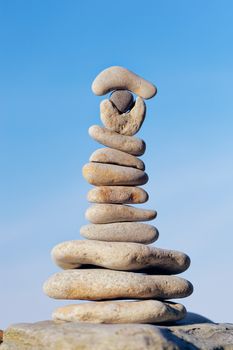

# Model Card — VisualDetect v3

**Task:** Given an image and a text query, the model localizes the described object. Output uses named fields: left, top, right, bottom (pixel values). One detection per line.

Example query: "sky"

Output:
left=0, top=0, right=233, bottom=329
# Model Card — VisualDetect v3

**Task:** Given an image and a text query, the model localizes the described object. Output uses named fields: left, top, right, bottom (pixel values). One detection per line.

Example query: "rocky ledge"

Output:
left=1, top=315, right=233, bottom=350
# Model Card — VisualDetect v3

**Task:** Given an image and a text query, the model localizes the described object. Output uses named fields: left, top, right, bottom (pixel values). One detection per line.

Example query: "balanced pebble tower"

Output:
left=43, top=66, right=193, bottom=324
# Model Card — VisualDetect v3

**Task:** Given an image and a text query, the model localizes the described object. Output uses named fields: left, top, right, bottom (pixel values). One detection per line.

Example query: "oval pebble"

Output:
left=89, top=125, right=146, bottom=156
left=82, top=163, right=148, bottom=186
left=87, top=186, right=148, bottom=204
left=43, top=269, right=193, bottom=300
left=90, top=147, right=145, bottom=170
left=85, top=204, right=156, bottom=224
left=53, top=300, right=186, bottom=324
left=110, top=90, right=134, bottom=113
left=80, top=222, right=158, bottom=244
left=52, top=240, right=190, bottom=274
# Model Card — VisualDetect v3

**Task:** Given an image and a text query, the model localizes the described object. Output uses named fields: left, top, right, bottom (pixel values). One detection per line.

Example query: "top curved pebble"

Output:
left=92, top=66, right=157, bottom=99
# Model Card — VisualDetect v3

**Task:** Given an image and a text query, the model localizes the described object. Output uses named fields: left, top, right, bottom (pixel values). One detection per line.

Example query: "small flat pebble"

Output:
left=82, top=163, right=148, bottom=186
left=80, top=222, right=158, bottom=244
left=90, top=147, right=145, bottom=170
left=85, top=204, right=156, bottom=224
left=87, top=186, right=148, bottom=204
left=53, top=300, right=186, bottom=324
left=89, top=125, right=146, bottom=156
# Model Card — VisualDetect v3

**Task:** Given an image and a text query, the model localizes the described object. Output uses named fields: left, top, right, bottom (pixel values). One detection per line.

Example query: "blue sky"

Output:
left=0, top=0, right=233, bottom=328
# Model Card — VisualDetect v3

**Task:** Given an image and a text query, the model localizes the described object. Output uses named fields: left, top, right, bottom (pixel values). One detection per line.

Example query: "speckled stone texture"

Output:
left=87, top=186, right=148, bottom=204
left=43, top=269, right=193, bottom=300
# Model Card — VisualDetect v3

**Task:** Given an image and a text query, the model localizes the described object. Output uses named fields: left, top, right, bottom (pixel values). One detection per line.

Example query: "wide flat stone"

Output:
left=80, top=222, right=158, bottom=244
left=53, top=300, right=186, bottom=324
left=92, top=66, right=157, bottom=99
left=85, top=204, right=156, bottom=223
left=83, top=163, right=148, bottom=186
left=43, top=269, right=193, bottom=300
left=89, top=125, right=146, bottom=156
left=87, top=186, right=148, bottom=204
left=90, top=147, right=145, bottom=170
left=52, top=240, right=190, bottom=274
left=2, top=321, right=233, bottom=350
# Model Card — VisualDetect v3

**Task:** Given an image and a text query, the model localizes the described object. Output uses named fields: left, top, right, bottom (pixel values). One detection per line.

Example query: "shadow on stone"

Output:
left=159, top=327, right=199, bottom=350
left=175, top=312, right=214, bottom=325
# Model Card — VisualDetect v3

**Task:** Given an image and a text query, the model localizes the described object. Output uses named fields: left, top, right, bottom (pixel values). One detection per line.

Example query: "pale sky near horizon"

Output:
left=0, top=0, right=233, bottom=329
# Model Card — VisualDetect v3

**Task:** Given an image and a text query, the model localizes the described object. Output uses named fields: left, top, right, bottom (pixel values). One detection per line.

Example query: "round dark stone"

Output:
left=110, top=90, right=134, bottom=113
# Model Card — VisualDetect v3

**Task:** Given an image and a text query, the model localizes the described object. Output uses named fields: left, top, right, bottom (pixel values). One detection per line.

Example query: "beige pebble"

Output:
left=80, top=222, right=158, bottom=244
left=87, top=186, right=148, bottom=204
left=83, top=163, right=148, bottom=186
left=92, top=66, right=157, bottom=99
left=52, top=240, right=190, bottom=274
left=90, top=147, right=145, bottom=170
left=110, top=90, right=134, bottom=113
left=85, top=204, right=156, bottom=224
left=100, top=97, right=146, bottom=136
left=89, top=125, right=146, bottom=156
left=53, top=300, right=186, bottom=324
left=43, top=269, right=193, bottom=300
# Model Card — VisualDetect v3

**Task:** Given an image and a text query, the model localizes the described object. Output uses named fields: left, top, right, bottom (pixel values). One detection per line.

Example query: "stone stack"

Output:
left=43, top=66, right=193, bottom=324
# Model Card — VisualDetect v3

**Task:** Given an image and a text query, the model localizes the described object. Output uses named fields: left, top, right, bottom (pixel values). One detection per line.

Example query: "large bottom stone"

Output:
left=52, top=300, right=186, bottom=324
left=1, top=320, right=233, bottom=350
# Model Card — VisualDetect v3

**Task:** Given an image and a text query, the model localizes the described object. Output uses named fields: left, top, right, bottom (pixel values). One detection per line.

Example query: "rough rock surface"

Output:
left=51, top=240, right=190, bottom=274
left=83, top=162, right=148, bottom=186
left=100, top=97, right=146, bottom=136
left=89, top=125, right=146, bottom=156
left=53, top=300, right=186, bottom=324
left=80, top=222, right=158, bottom=244
left=90, top=147, right=145, bottom=170
left=85, top=203, right=156, bottom=223
left=87, top=186, right=148, bottom=204
left=1, top=320, right=233, bottom=349
left=43, top=269, right=193, bottom=300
